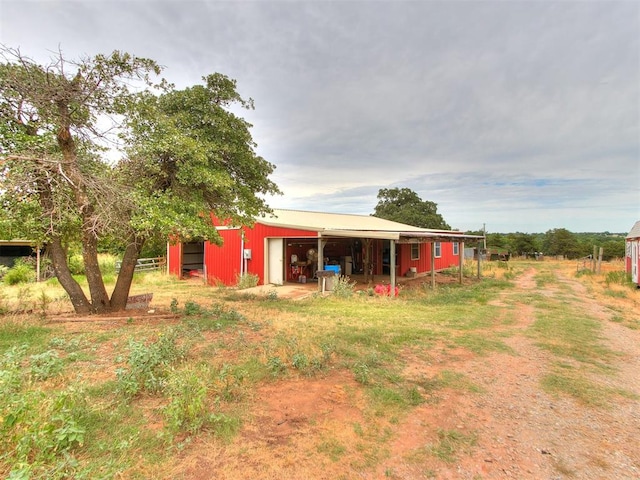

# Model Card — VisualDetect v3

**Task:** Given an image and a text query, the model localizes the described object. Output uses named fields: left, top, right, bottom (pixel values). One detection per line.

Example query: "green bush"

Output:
left=98, top=254, right=117, bottom=275
left=0, top=346, right=86, bottom=477
left=115, top=329, right=187, bottom=397
left=236, top=273, right=259, bottom=289
left=3, top=260, right=34, bottom=285
left=67, top=254, right=85, bottom=276
left=332, top=275, right=356, bottom=298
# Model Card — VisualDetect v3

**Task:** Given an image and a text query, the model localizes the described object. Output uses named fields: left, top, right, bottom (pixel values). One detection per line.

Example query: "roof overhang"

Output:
left=320, top=229, right=400, bottom=240
left=0, top=240, right=37, bottom=246
left=397, top=232, right=485, bottom=243
left=319, top=229, right=485, bottom=243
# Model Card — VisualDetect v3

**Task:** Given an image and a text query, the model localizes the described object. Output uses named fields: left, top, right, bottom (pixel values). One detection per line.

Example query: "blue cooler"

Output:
left=325, top=265, right=341, bottom=276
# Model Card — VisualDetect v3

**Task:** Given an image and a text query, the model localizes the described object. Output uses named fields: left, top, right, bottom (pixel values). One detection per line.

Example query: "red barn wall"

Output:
left=204, top=223, right=318, bottom=286
left=397, top=241, right=462, bottom=276
left=204, top=228, right=243, bottom=286
left=167, top=242, right=182, bottom=277
left=434, top=241, right=463, bottom=271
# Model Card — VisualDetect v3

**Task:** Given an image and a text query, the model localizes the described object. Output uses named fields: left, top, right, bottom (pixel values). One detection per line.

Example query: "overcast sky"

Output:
left=1, top=0, right=638, bottom=233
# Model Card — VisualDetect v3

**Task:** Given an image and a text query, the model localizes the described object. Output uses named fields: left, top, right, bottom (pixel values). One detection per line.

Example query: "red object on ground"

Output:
left=374, top=284, right=399, bottom=296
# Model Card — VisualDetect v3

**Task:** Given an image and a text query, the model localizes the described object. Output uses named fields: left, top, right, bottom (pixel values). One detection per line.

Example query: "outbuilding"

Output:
left=0, top=240, right=45, bottom=281
left=625, top=220, right=640, bottom=287
left=167, top=209, right=484, bottom=291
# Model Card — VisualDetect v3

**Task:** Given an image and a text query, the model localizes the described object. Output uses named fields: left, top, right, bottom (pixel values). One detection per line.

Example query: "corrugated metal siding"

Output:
left=167, top=243, right=182, bottom=277
left=204, top=229, right=243, bottom=286
left=398, top=243, right=429, bottom=275
left=398, top=242, right=460, bottom=276
left=626, top=238, right=640, bottom=285
left=434, top=242, right=461, bottom=270
left=204, top=223, right=318, bottom=286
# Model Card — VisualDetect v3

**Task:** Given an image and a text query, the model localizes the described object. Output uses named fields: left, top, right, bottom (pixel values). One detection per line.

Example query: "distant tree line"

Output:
left=465, top=228, right=626, bottom=261
left=371, top=188, right=626, bottom=261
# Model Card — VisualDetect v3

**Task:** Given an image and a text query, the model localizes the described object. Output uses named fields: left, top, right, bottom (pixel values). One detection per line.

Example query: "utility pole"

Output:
left=483, top=223, right=487, bottom=250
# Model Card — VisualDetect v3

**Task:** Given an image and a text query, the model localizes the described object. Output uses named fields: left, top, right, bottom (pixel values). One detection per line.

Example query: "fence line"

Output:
left=115, top=257, right=166, bottom=273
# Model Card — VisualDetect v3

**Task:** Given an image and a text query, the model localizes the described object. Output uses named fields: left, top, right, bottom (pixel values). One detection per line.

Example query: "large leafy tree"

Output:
left=372, top=187, right=450, bottom=229
left=508, top=232, right=541, bottom=256
left=543, top=228, right=581, bottom=259
left=0, top=47, right=279, bottom=313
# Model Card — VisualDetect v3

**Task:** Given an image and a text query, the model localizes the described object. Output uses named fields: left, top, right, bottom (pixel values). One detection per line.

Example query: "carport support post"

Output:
left=477, top=240, right=483, bottom=279
left=431, top=241, right=436, bottom=289
left=459, top=241, right=464, bottom=284
left=317, top=238, right=325, bottom=292
left=36, top=245, right=41, bottom=282
left=390, top=240, right=396, bottom=296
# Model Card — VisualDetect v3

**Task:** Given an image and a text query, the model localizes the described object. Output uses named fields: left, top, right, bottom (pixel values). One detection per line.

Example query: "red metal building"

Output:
left=625, top=221, right=640, bottom=287
left=167, top=209, right=483, bottom=288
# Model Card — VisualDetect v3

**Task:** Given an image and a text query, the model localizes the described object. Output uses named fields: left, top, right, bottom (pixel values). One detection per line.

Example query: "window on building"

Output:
left=453, top=242, right=459, bottom=256
left=434, top=242, right=441, bottom=258
left=411, top=243, right=420, bottom=260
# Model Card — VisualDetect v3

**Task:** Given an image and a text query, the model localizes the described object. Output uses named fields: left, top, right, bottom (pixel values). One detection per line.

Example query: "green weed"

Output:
left=163, top=365, right=212, bottom=436
left=29, top=350, right=65, bottom=380
left=115, top=329, right=187, bottom=397
left=317, top=437, right=347, bottom=461
left=428, top=428, right=478, bottom=463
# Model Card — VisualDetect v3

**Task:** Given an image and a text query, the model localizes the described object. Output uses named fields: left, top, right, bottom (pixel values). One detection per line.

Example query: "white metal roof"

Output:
left=260, top=209, right=483, bottom=242
left=627, top=221, right=640, bottom=239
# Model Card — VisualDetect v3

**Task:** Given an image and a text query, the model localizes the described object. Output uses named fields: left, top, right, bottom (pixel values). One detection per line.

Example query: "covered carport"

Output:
left=313, top=229, right=485, bottom=294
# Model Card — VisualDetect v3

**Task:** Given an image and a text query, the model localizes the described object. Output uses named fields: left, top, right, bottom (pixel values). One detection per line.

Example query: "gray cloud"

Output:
left=1, top=0, right=638, bottom=232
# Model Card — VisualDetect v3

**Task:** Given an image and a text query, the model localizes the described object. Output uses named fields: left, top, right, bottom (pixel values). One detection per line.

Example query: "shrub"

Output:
left=236, top=273, right=259, bottom=289
left=116, top=329, right=187, bottom=397
left=183, top=300, right=202, bottom=316
left=67, top=254, right=85, bottom=275
left=332, top=275, right=356, bottom=298
left=3, top=260, right=34, bottom=285
left=98, top=253, right=117, bottom=275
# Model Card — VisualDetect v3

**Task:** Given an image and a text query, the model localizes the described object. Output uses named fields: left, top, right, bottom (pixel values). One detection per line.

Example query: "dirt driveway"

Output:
left=172, top=265, right=640, bottom=480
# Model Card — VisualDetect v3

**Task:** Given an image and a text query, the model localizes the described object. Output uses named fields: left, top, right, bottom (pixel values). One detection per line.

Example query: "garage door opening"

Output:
left=182, top=241, right=204, bottom=278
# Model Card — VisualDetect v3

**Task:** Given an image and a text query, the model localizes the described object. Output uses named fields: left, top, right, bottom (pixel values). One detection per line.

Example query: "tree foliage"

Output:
left=372, top=187, right=450, bottom=229
left=0, top=47, right=279, bottom=313
left=542, top=228, right=581, bottom=259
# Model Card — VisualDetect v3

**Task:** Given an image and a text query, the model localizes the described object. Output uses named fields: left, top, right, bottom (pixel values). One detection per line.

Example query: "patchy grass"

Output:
left=0, top=260, right=635, bottom=478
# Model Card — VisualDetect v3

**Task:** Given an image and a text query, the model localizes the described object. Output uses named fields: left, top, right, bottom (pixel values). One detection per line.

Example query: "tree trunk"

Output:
left=109, top=235, right=145, bottom=311
left=38, top=181, right=92, bottom=314
left=49, top=237, right=92, bottom=314
left=56, top=98, right=110, bottom=313
left=81, top=226, right=111, bottom=313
